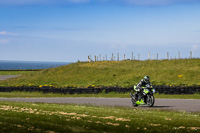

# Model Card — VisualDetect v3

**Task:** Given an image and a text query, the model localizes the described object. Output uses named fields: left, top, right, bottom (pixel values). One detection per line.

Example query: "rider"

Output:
left=136, top=76, right=152, bottom=101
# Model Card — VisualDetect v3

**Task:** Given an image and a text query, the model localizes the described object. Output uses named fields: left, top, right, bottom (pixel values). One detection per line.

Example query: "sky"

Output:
left=0, top=0, right=200, bottom=62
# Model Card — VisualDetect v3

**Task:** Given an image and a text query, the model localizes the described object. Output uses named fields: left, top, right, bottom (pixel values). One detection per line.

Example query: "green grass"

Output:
left=0, top=59, right=199, bottom=87
left=0, top=91, right=200, bottom=99
left=0, top=101, right=200, bottom=133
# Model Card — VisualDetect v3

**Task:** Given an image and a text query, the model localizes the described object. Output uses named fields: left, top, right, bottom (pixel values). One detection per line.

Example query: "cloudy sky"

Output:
left=0, top=0, right=200, bottom=62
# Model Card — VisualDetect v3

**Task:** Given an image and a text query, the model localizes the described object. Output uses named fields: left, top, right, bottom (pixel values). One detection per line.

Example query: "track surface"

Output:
left=0, top=75, right=20, bottom=80
left=0, top=98, right=199, bottom=112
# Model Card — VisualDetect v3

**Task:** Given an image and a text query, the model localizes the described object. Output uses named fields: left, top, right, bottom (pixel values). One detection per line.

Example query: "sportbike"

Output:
left=130, top=85, right=155, bottom=107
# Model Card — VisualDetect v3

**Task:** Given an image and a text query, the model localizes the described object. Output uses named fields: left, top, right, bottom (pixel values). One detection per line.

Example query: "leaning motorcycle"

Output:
left=130, top=85, right=155, bottom=107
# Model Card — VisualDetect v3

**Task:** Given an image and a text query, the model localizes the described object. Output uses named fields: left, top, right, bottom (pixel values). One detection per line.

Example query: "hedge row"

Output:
left=155, top=85, right=200, bottom=94
left=0, top=86, right=127, bottom=94
left=0, top=85, right=200, bottom=94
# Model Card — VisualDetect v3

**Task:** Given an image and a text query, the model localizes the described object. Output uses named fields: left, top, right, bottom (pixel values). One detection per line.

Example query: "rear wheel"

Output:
left=147, top=95, right=155, bottom=107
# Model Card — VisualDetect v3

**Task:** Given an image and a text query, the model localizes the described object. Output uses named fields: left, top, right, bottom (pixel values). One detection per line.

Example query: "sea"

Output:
left=0, top=60, right=71, bottom=70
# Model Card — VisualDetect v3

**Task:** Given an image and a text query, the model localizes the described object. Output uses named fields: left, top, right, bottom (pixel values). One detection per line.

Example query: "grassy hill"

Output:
left=0, top=59, right=199, bottom=87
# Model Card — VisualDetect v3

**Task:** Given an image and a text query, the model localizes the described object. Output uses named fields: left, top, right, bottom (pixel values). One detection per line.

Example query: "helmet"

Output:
left=144, top=76, right=150, bottom=83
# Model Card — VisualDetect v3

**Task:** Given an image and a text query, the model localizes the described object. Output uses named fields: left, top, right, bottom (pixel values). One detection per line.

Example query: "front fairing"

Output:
left=144, top=88, right=155, bottom=95
left=143, top=89, right=149, bottom=94
left=136, top=99, right=146, bottom=105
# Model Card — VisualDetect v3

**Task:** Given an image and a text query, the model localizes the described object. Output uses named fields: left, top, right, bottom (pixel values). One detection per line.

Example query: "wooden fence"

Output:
left=88, top=51, right=195, bottom=62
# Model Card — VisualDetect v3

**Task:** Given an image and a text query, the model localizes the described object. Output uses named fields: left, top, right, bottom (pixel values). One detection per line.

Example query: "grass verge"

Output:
left=0, top=91, right=200, bottom=99
left=0, top=59, right=199, bottom=87
left=0, top=101, right=200, bottom=133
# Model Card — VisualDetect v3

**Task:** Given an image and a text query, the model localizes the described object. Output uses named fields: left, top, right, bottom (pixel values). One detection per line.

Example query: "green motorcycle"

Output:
left=130, top=85, right=155, bottom=107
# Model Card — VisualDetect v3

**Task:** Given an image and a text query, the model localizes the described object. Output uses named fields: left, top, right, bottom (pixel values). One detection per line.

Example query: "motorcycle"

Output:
left=130, top=85, right=155, bottom=107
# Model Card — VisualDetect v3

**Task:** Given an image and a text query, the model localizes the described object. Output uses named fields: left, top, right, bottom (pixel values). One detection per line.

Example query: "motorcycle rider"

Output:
left=135, top=76, right=152, bottom=101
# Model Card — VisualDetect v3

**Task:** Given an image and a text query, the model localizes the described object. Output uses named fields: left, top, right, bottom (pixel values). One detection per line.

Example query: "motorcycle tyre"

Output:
left=147, top=95, right=155, bottom=107
left=131, top=97, right=138, bottom=107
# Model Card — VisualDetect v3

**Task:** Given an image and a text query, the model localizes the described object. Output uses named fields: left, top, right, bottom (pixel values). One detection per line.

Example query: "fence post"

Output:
left=112, top=53, right=114, bottom=61
left=138, top=53, right=140, bottom=60
left=117, top=53, right=119, bottom=61
left=190, top=51, right=192, bottom=59
left=95, top=56, right=96, bottom=62
left=106, top=55, right=107, bottom=61
left=148, top=51, right=150, bottom=60
left=132, top=52, right=133, bottom=60
left=157, top=53, right=158, bottom=60
left=99, top=54, right=101, bottom=61
left=167, top=52, right=169, bottom=60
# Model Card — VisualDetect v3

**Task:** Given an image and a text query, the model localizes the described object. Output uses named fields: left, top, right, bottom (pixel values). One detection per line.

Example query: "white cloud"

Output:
left=0, top=31, right=18, bottom=36
left=0, top=31, right=6, bottom=35
left=68, top=0, right=89, bottom=3
left=124, top=0, right=199, bottom=6
left=0, top=0, right=90, bottom=5
left=0, top=39, right=9, bottom=44
left=191, top=44, right=200, bottom=51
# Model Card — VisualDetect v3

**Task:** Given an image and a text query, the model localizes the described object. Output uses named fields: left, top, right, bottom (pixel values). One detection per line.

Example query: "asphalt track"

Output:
left=0, top=75, right=20, bottom=80
left=0, top=98, right=199, bottom=113
left=0, top=76, right=199, bottom=112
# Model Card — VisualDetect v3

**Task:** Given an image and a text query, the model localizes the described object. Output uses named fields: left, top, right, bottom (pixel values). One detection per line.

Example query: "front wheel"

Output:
left=147, top=95, right=155, bottom=107
left=131, top=98, right=138, bottom=107
left=131, top=94, right=138, bottom=107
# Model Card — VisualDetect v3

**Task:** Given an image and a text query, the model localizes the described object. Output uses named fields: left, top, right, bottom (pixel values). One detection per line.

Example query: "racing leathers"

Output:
left=136, top=79, right=152, bottom=101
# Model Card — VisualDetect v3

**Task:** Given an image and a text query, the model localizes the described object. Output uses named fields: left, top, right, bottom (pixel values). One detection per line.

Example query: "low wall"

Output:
left=0, top=85, right=200, bottom=94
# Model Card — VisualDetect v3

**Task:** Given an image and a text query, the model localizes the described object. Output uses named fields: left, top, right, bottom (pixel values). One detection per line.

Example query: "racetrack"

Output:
left=0, top=75, right=20, bottom=80
left=0, top=98, right=199, bottom=113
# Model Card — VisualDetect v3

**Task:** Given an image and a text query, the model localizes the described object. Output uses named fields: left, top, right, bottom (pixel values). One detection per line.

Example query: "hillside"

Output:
left=0, top=59, right=199, bottom=87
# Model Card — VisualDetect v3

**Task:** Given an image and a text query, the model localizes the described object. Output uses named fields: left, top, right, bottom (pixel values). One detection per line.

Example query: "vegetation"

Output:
left=0, top=101, right=200, bottom=133
left=0, top=59, right=199, bottom=87
left=0, top=91, right=200, bottom=99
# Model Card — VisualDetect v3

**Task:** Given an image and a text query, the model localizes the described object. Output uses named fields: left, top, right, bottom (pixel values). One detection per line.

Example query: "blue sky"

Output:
left=0, top=0, right=200, bottom=62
